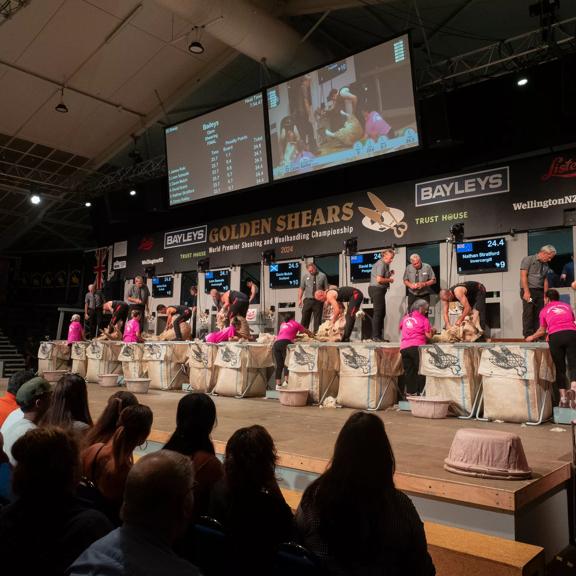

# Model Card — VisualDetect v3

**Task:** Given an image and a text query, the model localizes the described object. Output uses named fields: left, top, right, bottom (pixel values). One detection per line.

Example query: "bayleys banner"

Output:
left=120, top=149, right=576, bottom=276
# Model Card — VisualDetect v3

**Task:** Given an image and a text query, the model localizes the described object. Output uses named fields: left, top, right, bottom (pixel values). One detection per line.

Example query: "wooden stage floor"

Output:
left=86, top=384, right=573, bottom=514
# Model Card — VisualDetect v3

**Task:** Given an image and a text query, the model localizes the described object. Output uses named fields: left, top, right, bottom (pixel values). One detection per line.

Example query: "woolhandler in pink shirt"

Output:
left=123, top=310, right=143, bottom=343
left=399, top=299, right=435, bottom=396
left=526, top=289, right=576, bottom=408
left=273, top=318, right=314, bottom=387
left=67, top=314, right=84, bottom=344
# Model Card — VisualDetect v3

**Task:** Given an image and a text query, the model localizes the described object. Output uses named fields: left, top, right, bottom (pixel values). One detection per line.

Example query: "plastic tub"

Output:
left=276, top=387, right=308, bottom=407
left=42, top=370, right=69, bottom=384
left=98, top=374, right=119, bottom=388
left=408, top=396, right=451, bottom=419
left=125, top=378, right=151, bottom=394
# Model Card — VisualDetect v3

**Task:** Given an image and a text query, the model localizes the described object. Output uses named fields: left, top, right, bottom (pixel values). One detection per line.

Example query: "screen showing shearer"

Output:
left=166, top=93, right=269, bottom=206
left=350, top=252, right=381, bottom=282
left=269, top=262, right=301, bottom=288
left=267, top=34, right=419, bottom=181
left=204, top=270, right=231, bottom=293
left=456, top=237, right=508, bottom=274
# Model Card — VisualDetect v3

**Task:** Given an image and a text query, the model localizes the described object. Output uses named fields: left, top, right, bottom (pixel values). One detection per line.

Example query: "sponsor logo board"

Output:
left=415, top=167, right=509, bottom=207
left=164, top=225, right=207, bottom=249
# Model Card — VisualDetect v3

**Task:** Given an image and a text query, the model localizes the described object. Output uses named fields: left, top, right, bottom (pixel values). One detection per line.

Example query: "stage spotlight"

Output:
left=188, top=40, right=204, bottom=54
left=85, top=201, right=92, bottom=207
left=198, top=258, right=210, bottom=272
left=517, top=77, right=528, bottom=87
left=262, top=249, right=276, bottom=265
left=129, top=189, right=137, bottom=196
left=30, top=194, right=41, bottom=205
left=344, top=237, right=358, bottom=256
left=55, top=87, right=69, bottom=113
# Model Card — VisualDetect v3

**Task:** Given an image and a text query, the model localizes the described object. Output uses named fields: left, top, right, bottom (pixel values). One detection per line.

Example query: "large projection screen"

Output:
left=166, top=93, right=269, bottom=206
left=267, top=34, right=419, bottom=181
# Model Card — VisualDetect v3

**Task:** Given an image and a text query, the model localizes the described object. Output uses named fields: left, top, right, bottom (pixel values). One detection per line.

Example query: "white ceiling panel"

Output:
left=129, top=0, right=191, bottom=43
left=0, top=69, right=57, bottom=136
left=0, top=0, right=65, bottom=64
left=16, top=0, right=118, bottom=81
left=70, top=23, right=165, bottom=100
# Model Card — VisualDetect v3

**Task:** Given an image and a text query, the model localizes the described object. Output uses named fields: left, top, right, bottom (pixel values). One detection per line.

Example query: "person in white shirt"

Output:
left=2, top=377, right=51, bottom=465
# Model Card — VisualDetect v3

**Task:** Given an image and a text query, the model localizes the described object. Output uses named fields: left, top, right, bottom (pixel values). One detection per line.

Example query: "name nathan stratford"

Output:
left=415, top=167, right=509, bottom=207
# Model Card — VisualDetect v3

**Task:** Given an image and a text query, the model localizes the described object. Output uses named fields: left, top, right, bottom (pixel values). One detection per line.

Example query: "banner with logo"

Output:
left=123, top=149, right=576, bottom=275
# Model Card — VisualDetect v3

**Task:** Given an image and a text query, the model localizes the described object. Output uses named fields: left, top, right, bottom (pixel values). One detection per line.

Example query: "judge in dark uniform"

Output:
left=440, top=281, right=486, bottom=331
left=315, top=286, right=364, bottom=342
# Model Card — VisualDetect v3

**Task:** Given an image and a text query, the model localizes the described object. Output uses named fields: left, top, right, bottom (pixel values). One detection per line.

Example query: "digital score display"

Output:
left=349, top=252, right=381, bottom=282
left=204, top=270, right=231, bottom=293
left=456, top=237, right=507, bottom=274
left=152, top=275, right=174, bottom=298
left=269, top=262, right=301, bottom=288
left=166, top=94, right=269, bottom=206
left=267, top=34, right=419, bottom=181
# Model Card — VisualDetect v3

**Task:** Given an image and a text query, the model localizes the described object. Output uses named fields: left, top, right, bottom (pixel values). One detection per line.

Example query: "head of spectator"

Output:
left=538, top=244, right=557, bottom=262
left=12, top=426, right=80, bottom=499
left=17, top=377, right=51, bottom=422
left=410, top=299, right=430, bottom=316
left=110, top=404, right=153, bottom=470
left=85, top=391, right=139, bottom=446
left=164, top=393, right=216, bottom=457
left=41, top=373, right=93, bottom=430
left=7, top=369, right=36, bottom=397
left=122, top=450, right=195, bottom=543
left=409, top=253, right=422, bottom=269
left=381, top=248, right=395, bottom=264
left=306, top=412, right=395, bottom=560
left=224, top=425, right=278, bottom=494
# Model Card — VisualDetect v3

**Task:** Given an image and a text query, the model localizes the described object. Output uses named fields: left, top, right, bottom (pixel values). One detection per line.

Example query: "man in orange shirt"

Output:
left=0, top=370, right=35, bottom=427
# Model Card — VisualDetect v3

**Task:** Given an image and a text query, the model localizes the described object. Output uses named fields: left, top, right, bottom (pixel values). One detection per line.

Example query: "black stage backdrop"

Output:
left=118, top=150, right=576, bottom=276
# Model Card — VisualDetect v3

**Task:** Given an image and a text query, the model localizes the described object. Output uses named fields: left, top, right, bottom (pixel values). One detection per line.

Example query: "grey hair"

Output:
left=381, top=248, right=395, bottom=257
left=409, top=253, right=421, bottom=262
left=539, top=244, right=557, bottom=254
left=410, top=299, right=429, bottom=313
left=135, top=275, right=144, bottom=282
left=71, top=314, right=81, bottom=322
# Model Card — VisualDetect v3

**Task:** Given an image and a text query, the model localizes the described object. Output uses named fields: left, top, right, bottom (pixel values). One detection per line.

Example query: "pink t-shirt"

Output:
left=399, top=311, right=432, bottom=350
left=364, top=111, right=391, bottom=140
left=67, top=321, right=83, bottom=343
left=206, top=326, right=236, bottom=344
left=277, top=320, right=306, bottom=342
left=539, top=301, right=576, bottom=335
left=123, top=319, right=141, bottom=343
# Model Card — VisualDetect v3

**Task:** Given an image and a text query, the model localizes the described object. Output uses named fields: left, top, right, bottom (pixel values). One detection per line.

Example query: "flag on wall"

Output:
left=94, top=247, right=109, bottom=290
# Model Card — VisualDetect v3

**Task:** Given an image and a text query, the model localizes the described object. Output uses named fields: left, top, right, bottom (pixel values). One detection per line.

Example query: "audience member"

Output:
left=69, top=450, right=200, bottom=576
left=3, top=377, right=51, bottom=465
left=81, top=405, right=153, bottom=518
left=0, top=427, right=112, bottom=576
left=163, top=393, right=223, bottom=519
left=0, top=369, right=34, bottom=427
left=296, top=412, right=435, bottom=576
left=209, top=425, right=294, bottom=574
left=41, top=373, right=93, bottom=433
left=0, top=432, right=11, bottom=504
left=85, top=391, right=139, bottom=446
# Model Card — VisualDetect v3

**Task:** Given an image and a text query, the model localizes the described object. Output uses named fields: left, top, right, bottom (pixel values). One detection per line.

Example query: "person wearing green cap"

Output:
left=2, top=377, right=51, bottom=466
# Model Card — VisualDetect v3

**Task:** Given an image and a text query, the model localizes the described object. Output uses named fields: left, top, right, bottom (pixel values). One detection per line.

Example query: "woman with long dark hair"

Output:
left=81, top=404, right=153, bottom=519
left=209, top=425, right=294, bottom=574
left=163, top=393, right=223, bottom=518
left=41, top=373, right=93, bottom=432
left=296, top=412, right=435, bottom=576
left=85, top=391, right=139, bottom=446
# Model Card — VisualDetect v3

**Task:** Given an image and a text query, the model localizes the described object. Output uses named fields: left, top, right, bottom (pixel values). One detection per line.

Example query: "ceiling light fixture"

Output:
left=129, top=189, right=137, bottom=196
left=55, top=86, right=69, bottom=113
left=188, top=25, right=205, bottom=54
left=517, top=77, right=528, bottom=86
left=30, top=194, right=41, bottom=205
left=85, top=201, right=92, bottom=207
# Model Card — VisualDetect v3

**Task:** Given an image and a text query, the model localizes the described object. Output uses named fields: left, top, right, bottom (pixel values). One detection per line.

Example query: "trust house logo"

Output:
left=415, top=167, right=509, bottom=207
left=359, top=192, right=408, bottom=238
